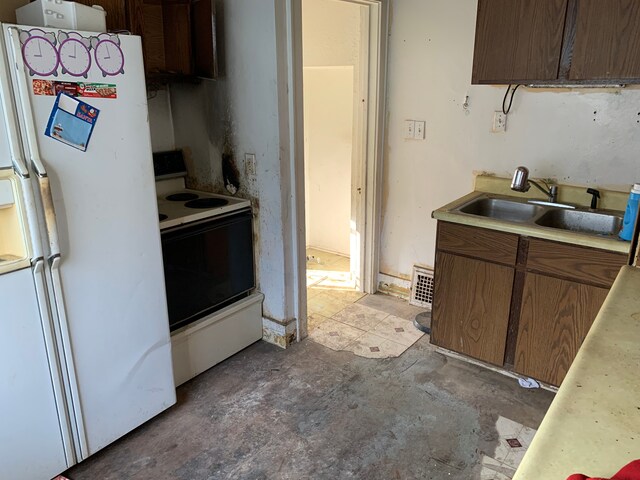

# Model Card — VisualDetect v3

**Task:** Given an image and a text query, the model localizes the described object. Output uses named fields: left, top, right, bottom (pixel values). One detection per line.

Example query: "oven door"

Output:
left=161, top=208, right=255, bottom=331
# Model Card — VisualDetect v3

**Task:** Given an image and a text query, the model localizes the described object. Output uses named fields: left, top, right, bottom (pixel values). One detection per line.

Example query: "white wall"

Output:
left=147, top=88, right=175, bottom=152
left=381, top=0, right=640, bottom=281
left=302, top=0, right=362, bottom=256
left=302, top=0, right=361, bottom=66
left=171, top=82, right=225, bottom=191
left=303, top=66, right=353, bottom=255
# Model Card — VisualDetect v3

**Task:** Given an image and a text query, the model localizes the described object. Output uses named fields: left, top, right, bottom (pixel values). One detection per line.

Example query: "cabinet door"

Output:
left=162, top=0, right=192, bottom=75
left=142, top=0, right=166, bottom=73
left=432, top=252, right=514, bottom=365
left=472, top=0, right=568, bottom=84
left=514, top=273, right=608, bottom=386
left=569, top=0, right=640, bottom=80
left=142, top=0, right=192, bottom=76
left=192, top=0, right=218, bottom=78
left=72, top=0, right=133, bottom=32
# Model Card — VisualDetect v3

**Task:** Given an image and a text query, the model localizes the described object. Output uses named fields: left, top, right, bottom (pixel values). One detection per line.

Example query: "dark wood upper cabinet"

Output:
left=144, top=0, right=193, bottom=76
left=72, top=0, right=135, bottom=33
left=472, top=0, right=640, bottom=84
left=472, top=0, right=568, bottom=84
left=569, top=0, right=640, bottom=80
left=74, top=0, right=217, bottom=81
left=192, top=0, right=218, bottom=79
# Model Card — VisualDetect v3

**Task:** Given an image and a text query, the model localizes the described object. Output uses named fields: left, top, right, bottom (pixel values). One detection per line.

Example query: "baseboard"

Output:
left=377, top=272, right=411, bottom=299
left=435, top=347, right=558, bottom=393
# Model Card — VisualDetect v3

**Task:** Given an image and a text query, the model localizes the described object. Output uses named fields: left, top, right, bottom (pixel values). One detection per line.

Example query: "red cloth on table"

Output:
left=567, top=460, right=640, bottom=480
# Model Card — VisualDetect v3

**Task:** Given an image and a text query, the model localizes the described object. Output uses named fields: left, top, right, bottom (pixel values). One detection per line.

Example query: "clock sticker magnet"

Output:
left=93, top=37, right=124, bottom=77
left=20, top=29, right=59, bottom=77
left=59, top=38, right=91, bottom=77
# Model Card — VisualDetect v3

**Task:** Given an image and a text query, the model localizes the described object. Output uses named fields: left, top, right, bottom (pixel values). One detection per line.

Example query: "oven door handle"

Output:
left=162, top=209, right=252, bottom=242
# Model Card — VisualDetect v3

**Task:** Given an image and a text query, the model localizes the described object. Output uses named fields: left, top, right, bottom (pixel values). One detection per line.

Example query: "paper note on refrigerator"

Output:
left=45, top=93, right=100, bottom=152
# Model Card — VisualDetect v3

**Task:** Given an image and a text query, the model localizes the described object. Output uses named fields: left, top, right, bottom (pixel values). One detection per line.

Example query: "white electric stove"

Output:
left=153, top=151, right=263, bottom=387
left=156, top=177, right=251, bottom=231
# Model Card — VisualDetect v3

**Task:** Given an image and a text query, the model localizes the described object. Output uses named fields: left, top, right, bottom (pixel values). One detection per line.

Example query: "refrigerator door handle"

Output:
left=49, top=254, right=89, bottom=460
left=38, top=174, right=62, bottom=260
left=5, top=27, right=61, bottom=260
left=0, top=28, right=29, bottom=178
left=32, top=257, right=78, bottom=467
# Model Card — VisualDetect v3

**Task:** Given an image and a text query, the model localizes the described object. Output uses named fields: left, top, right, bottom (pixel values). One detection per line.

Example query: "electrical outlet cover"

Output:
left=245, top=153, right=256, bottom=176
left=492, top=111, right=506, bottom=133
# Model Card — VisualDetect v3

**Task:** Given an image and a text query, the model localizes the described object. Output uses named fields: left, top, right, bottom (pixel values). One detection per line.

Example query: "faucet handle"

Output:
left=587, top=188, right=600, bottom=209
left=511, top=166, right=531, bottom=192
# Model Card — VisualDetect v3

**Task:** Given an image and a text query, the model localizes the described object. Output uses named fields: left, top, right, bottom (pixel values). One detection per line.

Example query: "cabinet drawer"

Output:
left=437, top=222, right=519, bottom=265
left=526, top=239, right=627, bottom=288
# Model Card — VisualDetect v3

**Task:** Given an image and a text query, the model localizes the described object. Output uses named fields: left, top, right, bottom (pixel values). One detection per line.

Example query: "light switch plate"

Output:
left=245, top=153, right=256, bottom=176
left=403, top=120, right=415, bottom=139
left=414, top=121, right=426, bottom=140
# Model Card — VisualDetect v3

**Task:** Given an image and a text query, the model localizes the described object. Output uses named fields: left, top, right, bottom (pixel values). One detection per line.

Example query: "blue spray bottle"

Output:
left=619, top=184, right=640, bottom=241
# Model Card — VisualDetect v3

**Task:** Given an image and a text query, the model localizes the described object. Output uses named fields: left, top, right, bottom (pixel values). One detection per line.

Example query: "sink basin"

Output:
left=535, top=209, right=623, bottom=236
left=459, top=198, right=543, bottom=223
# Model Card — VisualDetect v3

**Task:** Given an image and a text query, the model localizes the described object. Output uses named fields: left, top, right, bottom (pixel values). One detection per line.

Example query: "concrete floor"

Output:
left=65, top=331, right=553, bottom=479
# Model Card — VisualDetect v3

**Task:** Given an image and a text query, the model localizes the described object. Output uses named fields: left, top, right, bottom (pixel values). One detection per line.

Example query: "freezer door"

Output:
left=0, top=97, right=12, bottom=169
left=0, top=29, right=28, bottom=175
left=3, top=25, right=176, bottom=459
left=0, top=175, right=30, bottom=274
left=0, top=267, right=68, bottom=480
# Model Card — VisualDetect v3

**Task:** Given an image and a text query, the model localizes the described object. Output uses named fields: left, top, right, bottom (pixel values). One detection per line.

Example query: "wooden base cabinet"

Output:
left=431, top=221, right=627, bottom=387
left=514, top=273, right=609, bottom=386
left=432, top=252, right=514, bottom=366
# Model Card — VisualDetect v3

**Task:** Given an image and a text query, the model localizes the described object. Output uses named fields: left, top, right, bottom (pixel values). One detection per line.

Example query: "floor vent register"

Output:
left=410, top=266, right=434, bottom=308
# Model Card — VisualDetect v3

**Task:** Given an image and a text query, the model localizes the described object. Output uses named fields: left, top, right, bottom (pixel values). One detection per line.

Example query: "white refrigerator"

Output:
left=0, top=24, right=176, bottom=479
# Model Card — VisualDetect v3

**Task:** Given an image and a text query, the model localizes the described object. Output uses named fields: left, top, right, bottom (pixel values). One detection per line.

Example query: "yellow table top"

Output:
left=513, top=265, right=640, bottom=479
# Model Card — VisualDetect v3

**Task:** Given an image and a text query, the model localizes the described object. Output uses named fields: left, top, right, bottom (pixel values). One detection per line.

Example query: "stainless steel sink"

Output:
left=450, top=194, right=625, bottom=239
left=459, top=197, right=543, bottom=223
left=535, top=209, right=623, bottom=236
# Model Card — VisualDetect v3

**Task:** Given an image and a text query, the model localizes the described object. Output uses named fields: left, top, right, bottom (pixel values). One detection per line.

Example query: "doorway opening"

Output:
left=299, top=0, right=387, bottom=339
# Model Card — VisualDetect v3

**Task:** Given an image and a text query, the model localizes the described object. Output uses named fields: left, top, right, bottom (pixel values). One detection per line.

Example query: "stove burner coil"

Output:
left=184, top=198, right=229, bottom=209
left=166, top=193, right=199, bottom=201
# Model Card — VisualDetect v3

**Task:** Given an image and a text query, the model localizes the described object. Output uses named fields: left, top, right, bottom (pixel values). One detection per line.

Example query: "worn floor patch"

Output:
left=65, top=337, right=553, bottom=479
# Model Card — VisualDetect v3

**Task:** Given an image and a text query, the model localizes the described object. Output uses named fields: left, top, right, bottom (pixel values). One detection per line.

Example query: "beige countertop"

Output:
left=432, top=191, right=631, bottom=254
left=513, top=265, right=640, bottom=479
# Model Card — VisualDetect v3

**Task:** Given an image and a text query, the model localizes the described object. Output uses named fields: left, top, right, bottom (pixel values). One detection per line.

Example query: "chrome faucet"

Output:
left=511, top=166, right=558, bottom=203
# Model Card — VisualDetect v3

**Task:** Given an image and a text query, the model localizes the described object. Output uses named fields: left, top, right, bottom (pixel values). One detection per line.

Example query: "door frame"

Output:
left=283, top=0, right=389, bottom=339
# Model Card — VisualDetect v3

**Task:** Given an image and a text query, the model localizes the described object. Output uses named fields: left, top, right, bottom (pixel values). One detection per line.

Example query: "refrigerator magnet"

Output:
left=45, top=93, right=100, bottom=152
